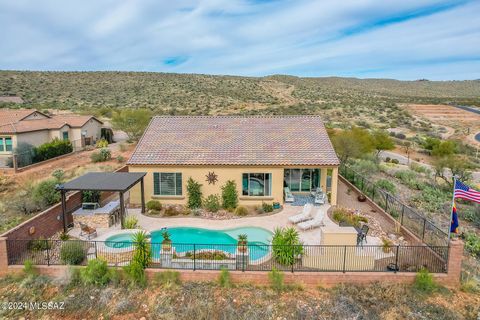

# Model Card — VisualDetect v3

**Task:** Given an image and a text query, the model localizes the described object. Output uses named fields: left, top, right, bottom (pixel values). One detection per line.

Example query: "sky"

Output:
left=0, top=0, right=479, bottom=80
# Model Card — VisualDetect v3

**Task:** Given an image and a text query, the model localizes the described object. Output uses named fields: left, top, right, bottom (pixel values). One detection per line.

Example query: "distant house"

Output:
left=128, top=115, right=340, bottom=206
left=0, top=108, right=103, bottom=162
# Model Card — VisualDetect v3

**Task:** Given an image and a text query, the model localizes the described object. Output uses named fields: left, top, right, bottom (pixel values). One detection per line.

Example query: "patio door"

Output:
left=284, top=169, right=319, bottom=192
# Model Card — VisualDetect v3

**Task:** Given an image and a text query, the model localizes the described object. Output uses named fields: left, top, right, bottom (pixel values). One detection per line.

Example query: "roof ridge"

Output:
left=152, top=115, right=323, bottom=119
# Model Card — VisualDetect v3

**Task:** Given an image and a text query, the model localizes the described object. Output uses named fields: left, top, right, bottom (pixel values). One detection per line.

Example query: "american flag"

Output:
left=454, top=180, right=480, bottom=203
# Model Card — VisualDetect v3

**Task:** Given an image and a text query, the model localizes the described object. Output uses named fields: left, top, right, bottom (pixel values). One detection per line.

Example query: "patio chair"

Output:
left=298, top=208, right=325, bottom=230
left=288, top=203, right=313, bottom=224
left=356, top=224, right=369, bottom=246
left=284, top=187, right=295, bottom=203
left=79, top=222, right=97, bottom=240
left=315, top=192, right=326, bottom=205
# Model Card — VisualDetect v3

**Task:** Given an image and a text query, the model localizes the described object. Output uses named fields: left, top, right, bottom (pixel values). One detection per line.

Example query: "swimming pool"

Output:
left=105, top=226, right=273, bottom=261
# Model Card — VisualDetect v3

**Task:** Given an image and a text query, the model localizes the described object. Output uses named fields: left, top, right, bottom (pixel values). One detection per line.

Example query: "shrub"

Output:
left=82, top=190, right=101, bottom=203
left=146, top=200, right=162, bottom=211
left=28, top=237, right=51, bottom=251
left=268, top=268, right=285, bottom=292
left=124, top=216, right=138, bottom=229
left=51, top=169, right=65, bottom=181
left=32, top=179, right=61, bottom=208
left=391, top=159, right=399, bottom=164
left=90, top=148, right=111, bottom=162
left=14, top=142, right=35, bottom=167
left=385, top=157, right=391, bottom=163
left=374, top=179, right=396, bottom=194
left=60, top=241, right=86, bottom=265
left=186, top=178, right=202, bottom=209
left=463, top=232, right=480, bottom=258
left=164, top=206, right=181, bottom=216
left=351, top=159, right=379, bottom=177
left=33, top=138, right=73, bottom=162
left=116, top=155, right=125, bottom=163
left=23, top=259, right=36, bottom=276
left=221, top=180, right=238, bottom=210
left=413, top=268, right=437, bottom=293
left=155, top=271, right=181, bottom=288
left=262, top=202, right=274, bottom=213
left=204, top=194, right=220, bottom=213
left=81, top=259, right=110, bottom=286
left=235, top=205, right=248, bottom=216
left=272, top=227, right=303, bottom=265
left=95, top=138, right=109, bottom=148
left=218, top=268, right=232, bottom=288
left=332, top=207, right=368, bottom=227
left=132, top=231, right=152, bottom=269
left=123, top=260, right=147, bottom=287
left=394, top=170, right=423, bottom=190
left=59, top=232, right=70, bottom=241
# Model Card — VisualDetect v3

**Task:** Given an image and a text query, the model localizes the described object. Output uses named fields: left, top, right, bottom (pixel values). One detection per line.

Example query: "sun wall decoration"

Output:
left=205, top=171, right=218, bottom=185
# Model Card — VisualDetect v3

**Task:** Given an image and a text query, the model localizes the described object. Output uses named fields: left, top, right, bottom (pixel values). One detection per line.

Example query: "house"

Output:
left=128, top=115, right=340, bottom=206
left=0, top=108, right=103, bottom=163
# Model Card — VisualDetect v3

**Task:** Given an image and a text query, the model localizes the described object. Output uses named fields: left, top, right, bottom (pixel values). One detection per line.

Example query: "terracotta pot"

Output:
left=357, top=194, right=367, bottom=202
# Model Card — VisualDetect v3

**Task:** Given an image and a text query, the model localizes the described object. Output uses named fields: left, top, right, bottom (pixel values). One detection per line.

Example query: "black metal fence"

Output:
left=6, top=239, right=448, bottom=274
left=340, top=163, right=449, bottom=250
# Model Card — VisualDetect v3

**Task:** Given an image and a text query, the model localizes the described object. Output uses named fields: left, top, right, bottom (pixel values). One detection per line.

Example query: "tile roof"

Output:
left=0, top=118, right=70, bottom=134
left=52, top=115, right=103, bottom=127
left=128, top=115, right=340, bottom=166
left=0, top=109, right=38, bottom=126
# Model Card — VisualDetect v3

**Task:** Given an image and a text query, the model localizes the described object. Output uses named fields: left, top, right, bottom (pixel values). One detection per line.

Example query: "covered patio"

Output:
left=56, top=172, right=147, bottom=232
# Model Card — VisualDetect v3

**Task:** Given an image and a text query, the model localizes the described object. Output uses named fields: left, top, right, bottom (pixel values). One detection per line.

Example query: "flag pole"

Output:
left=447, top=175, right=456, bottom=241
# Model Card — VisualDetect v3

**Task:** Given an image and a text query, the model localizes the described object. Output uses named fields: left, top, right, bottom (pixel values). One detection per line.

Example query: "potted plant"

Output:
left=273, top=202, right=281, bottom=210
left=237, top=234, right=248, bottom=253
left=161, top=231, right=172, bottom=251
left=357, top=194, right=367, bottom=202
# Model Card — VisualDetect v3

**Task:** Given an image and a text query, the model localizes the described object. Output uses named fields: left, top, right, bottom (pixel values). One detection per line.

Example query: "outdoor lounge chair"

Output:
left=79, top=222, right=97, bottom=240
left=288, top=203, right=313, bottom=224
left=284, top=187, right=295, bottom=203
left=297, top=208, right=325, bottom=230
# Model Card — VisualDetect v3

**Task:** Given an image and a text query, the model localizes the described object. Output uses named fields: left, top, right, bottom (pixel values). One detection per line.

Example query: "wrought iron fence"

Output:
left=340, top=163, right=449, bottom=250
left=6, top=239, right=448, bottom=274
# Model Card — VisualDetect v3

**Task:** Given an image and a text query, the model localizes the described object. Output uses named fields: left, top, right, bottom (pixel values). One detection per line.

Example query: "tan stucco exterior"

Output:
left=128, top=164, right=339, bottom=206
left=70, top=119, right=102, bottom=143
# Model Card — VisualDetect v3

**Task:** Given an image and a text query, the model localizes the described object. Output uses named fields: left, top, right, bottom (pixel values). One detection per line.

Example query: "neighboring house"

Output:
left=0, top=108, right=103, bottom=164
left=128, top=115, right=340, bottom=206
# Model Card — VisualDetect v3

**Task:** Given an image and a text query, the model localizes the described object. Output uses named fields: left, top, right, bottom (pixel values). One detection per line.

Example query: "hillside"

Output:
left=0, top=71, right=479, bottom=129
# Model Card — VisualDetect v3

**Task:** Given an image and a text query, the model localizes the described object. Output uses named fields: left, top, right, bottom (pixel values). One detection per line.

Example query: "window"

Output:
left=242, top=173, right=271, bottom=196
left=62, top=131, right=69, bottom=141
left=0, top=137, right=12, bottom=152
left=153, top=172, right=182, bottom=196
left=284, top=169, right=320, bottom=192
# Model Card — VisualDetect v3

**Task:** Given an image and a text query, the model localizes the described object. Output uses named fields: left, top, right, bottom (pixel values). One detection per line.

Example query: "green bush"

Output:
left=262, top=202, right=274, bottom=213
left=51, top=169, right=65, bottom=181
left=204, top=194, right=221, bottom=213
left=332, top=207, right=368, bottom=227
left=131, top=231, right=152, bottom=269
left=268, top=268, right=285, bottom=292
left=32, top=179, right=61, bottom=207
left=28, top=237, right=51, bottom=251
left=124, top=216, right=138, bottom=229
left=60, top=241, right=86, bottom=265
left=391, top=159, right=399, bottom=164
left=146, top=200, right=162, bottom=211
left=394, top=170, right=424, bottom=190
left=374, top=179, right=396, bottom=194
left=81, top=259, right=110, bottom=286
left=23, top=259, right=36, bottom=276
left=272, top=227, right=303, bottom=265
left=95, top=138, right=109, bottom=148
left=221, top=180, right=238, bottom=211
left=235, top=205, right=248, bottom=216
left=90, top=148, right=111, bottom=162
left=82, top=190, right=101, bottom=203
left=155, top=271, right=181, bottom=288
left=413, top=268, right=437, bottom=293
left=218, top=268, right=232, bottom=288
left=186, top=178, right=203, bottom=209
left=123, top=260, right=147, bottom=287
left=351, top=159, right=379, bottom=177
left=412, top=186, right=449, bottom=213
left=33, top=138, right=73, bottom=162
left=463, top=232, right=480, bottom=258
left=59, top=232, right=70, bottom=241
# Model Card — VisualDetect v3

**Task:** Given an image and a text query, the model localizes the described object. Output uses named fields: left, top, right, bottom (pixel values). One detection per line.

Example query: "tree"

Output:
left=331, top=127, right=374, bottom=163
left=431, top=140, right=456, bottom=157
left=111, top=109, right=152, bottom=142
left=433, top=155, right=474, bottom=186
left=402, top=141, right=412, bottom=164
left=371, top=130, right=395, bottom=158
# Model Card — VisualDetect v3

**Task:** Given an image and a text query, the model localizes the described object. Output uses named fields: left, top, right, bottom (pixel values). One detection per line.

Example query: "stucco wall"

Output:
left=22, top=111, right=48, bottom=120
left=70, top=119, right=102, bottom=142
left=129, top=165, right=338, bottom=206
left=16, top=130, right=50, bottom=147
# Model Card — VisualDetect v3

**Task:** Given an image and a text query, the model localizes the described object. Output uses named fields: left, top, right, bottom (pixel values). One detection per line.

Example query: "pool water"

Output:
left=105, top=227, right=273, bottom=261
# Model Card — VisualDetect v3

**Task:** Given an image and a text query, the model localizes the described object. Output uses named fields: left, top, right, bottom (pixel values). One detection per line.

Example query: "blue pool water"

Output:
left=105, top=227, right=273, bottom=261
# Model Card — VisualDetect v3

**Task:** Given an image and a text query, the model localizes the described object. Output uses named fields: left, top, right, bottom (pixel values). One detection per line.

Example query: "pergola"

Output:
left=56, top=172, right=147, bottom=232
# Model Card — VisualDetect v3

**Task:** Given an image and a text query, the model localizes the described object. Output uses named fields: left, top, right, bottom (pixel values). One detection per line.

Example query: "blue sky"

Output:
left=0, top=0, right=479, bottom=80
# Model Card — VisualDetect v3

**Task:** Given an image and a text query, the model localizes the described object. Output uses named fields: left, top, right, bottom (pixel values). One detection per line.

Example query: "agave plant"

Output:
left=271, top=227, right=303, bottom=266
left=131, top=231, right=152, bottom=269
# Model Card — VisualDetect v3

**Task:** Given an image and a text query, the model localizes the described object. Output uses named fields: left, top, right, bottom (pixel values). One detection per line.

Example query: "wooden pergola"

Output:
left=56, top=172, right=146, bottom=232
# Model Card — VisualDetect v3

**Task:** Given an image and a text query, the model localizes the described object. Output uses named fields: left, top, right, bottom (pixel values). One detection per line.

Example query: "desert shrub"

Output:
left=385, top=157, right=391, bottom=163
left=394, top=170, right=424, bottom=190
left=51, top=168, right=65, bottom=181
left=412, top=186, right=449, bottom=213
left=204, top=194, right=221, bottom=213
left=235, top=205, right=248, bottom=216
left=391, top=159, right=399, bottom=164
left=374, top=179, right=396, bottom=194
left=124, top=216, right=138, bottom=229
left=155, top=271, right=181, bottom=287
left=269, top=268, right=285, bottom=292
left=32, top=179, right=60, bottom=207
left=332, top=207, right=368, bottom=227
left=28, top=237, right=51, bottom=251
left=351, top=159, right=378, bottom=177
left=186, top=177, right=203, bottom=209
left=461, top=277, right=480, bottom=293
left=112, top=109, right=152, bottom=142
left=410, top=162, right=430, bottom=174
left=23, top=259, right=36, bottom=276
left=272, top=227, right=303, bottom=265
left=262, top=202, right=274, bottom=213
left=147, top=200, right=162, bottom=211
left=14, top=142, right=35, bottom=167
left=33, top=138, right=73, bottom=162
left=221, top=180, right=238, bottom=210
left=81, top=259, right=110, bottom=286
left=123, top=260, right=147, bottom=287
left=164, top=206, right=181, bottom=216
left=59, top=232, right=70, bottom=241
left=413, top=268, right=437, bottom=293
left=132, top=231, right=152, bottom=269
left=90, top=148, right=111, bottom=162
left=463, top=232, right=480, bottom=258
left=95, top=138, right=109, bottom=148
left=192, top=208, right=202, bottom=216
left=116, top=155, right=125, bottom=163
left=60, top=241, right=86, bottom=265
left=218, top=268, right=232, bottom=288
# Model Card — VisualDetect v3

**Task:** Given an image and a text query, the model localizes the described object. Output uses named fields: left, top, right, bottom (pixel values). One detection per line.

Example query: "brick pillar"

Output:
left=445, top=239, right=464, bottom=286
left=0, top=237, right=8, bottom=276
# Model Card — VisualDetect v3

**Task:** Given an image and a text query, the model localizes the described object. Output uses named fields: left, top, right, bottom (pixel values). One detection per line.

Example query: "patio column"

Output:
left=320, top=168, right=328, bottom=191
left=331, top=167, right=338, bottom=205
left=119, top=191, right=125, bottom=229
left=140, top=177, right=146, bottom=214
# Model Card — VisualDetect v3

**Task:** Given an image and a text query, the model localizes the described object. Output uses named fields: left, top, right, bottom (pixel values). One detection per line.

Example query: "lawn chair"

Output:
left=284, top=187, right=295, bottom=203
left=79, top=222, right=97, bottom=240
left=356, top=224, right=369, bottom=246
left=315, top=192, right=326, bottom=205
left=288, top=203, right=313, bottom=224
left=298, top=208, right=325, bottom=230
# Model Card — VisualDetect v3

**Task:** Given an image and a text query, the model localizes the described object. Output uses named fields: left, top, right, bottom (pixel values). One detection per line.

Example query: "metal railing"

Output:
left=340, top=163, right=449, bottom=250
left=6, top=239, right=448, bottom=274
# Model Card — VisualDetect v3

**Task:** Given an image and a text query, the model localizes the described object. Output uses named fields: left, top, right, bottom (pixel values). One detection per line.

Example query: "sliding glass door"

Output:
left=284, top=169, right=319, bottom=192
